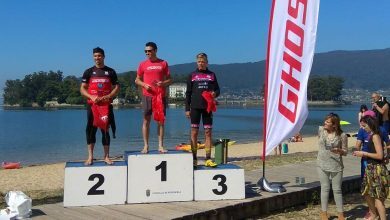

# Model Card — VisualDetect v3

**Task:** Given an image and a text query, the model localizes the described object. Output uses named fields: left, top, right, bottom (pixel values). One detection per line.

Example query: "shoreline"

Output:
left=0, top=128, right=357, bottom=167
left=1, top=100, right=353, bottom=110
left=0, top=135, right=323, bottom=188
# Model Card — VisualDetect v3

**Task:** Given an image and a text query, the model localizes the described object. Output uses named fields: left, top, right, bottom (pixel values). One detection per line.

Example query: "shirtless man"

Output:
left=371, top=92, right=389, bottom=134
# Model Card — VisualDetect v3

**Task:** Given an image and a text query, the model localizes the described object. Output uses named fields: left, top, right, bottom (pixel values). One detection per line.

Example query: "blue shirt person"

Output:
left=356, top=126, right=389, bottom=179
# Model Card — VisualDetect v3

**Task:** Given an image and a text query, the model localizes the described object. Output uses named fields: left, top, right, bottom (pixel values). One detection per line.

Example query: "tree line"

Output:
left=260, top=75, right=344, bottom=101
left=2, top=71, right=189, bottom=107
left=2, top=71, right=343, bottom=107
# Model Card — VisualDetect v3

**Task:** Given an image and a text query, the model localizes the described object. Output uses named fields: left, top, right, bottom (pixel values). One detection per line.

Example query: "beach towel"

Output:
left=152, top=87, right=165, bottom=124
left=202, top=91, right=217, bottom=113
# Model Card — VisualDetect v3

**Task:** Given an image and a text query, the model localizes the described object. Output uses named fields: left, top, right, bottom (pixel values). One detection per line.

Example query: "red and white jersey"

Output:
left=137, top=59, right=170, bottom=97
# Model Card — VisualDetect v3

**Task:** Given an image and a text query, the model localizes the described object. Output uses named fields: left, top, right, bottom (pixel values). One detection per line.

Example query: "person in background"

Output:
left=354, top=110, right=389, bottom=219
left=371, top=92, right=389, bottom=134
left=358, top=104, right=368, bottom=125
left=274, top=143, right=282, bottom=156
left=353, top=115, right=389, bottom=220
left=80, top=47, right=120, bottom=165
left=135, top=42, right=172, bottom=154
left=317, top=113, right=348, bottom=220
left=185, top=53, right=220, bottom=167
left=355, top=110, right=389, bottom=178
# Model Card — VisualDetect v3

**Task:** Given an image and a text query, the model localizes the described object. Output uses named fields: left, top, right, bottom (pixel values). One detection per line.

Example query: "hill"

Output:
left=169, top=48, right=390, bottom=90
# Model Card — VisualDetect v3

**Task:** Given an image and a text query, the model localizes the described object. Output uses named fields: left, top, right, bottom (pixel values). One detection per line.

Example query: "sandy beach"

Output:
left=0, top=134, right=326, bottom=199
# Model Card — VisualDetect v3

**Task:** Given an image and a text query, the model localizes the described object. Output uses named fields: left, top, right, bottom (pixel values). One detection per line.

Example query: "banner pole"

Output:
left=257, top=0, right=285, bottom=193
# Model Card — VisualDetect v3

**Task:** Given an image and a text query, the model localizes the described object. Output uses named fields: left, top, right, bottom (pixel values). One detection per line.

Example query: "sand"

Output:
left=0, top=163, right=64, bottom=194
left=0, top=134, right=333, bottom=196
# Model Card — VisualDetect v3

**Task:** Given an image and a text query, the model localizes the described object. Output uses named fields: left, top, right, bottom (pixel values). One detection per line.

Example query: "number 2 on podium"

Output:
left=87, top=174, right=105, bottom=195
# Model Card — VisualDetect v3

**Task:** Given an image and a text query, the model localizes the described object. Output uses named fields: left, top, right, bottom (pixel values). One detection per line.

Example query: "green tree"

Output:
left=171, top=73, right=187, bottom=83
left=59, top=76, right=82, bottom=104
left=3, top=70, right=84, bottom=106
left=117, top=71, right=139, bottom=103
left=3, top=79, right=24, bottom=105
left=308, top=75, right=344, bottom=101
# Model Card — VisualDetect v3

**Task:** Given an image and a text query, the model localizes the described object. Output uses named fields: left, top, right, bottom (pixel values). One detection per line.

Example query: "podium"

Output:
left=194, top=164, right=245, bottom=200
left=125, top=151, right=194, bottom=203
left=63, top=161, right=127, bottom=207
left=64, top=151, right=245, bottom=206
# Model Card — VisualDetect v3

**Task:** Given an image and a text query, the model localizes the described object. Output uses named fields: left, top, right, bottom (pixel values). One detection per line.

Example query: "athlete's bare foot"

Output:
left=84, top=158, right=93, bottom=166
left=104, top=157, right=114, bottom=165
left=141, top=146, right=149, bottom=154
left=158, top=146, right=168, bottom=154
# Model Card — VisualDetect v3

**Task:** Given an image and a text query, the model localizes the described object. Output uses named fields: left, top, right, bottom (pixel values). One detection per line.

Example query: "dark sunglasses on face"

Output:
left=144, top=49, right=154, bottom=53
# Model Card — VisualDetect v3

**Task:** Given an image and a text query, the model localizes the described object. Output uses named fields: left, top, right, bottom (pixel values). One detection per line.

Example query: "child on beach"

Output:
left=358, top=104, right=368, bottom=125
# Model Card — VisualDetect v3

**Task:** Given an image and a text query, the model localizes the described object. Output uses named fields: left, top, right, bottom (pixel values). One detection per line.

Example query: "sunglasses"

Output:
left=144, top=49, right=154, bottom=53
left=328, top=112, right=339, bottom=118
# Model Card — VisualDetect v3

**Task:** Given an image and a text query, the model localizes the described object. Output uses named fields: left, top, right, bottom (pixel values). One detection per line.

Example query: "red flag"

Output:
left=202, top=91, right=217, bottom=113
left=152, top=87, right=165, bottom=124
left=91, top=103, right=110, bottom=131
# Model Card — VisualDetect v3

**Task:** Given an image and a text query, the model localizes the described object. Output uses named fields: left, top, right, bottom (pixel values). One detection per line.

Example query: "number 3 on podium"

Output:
left=213, top=174, right=227, bottom=195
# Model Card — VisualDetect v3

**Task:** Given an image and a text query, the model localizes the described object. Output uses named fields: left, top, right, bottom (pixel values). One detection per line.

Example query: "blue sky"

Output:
left=0, top=0, right=389, bottom=89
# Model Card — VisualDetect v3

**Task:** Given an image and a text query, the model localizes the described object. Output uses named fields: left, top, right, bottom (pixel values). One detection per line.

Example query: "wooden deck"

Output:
left=31, top=156, right=362, bottom=219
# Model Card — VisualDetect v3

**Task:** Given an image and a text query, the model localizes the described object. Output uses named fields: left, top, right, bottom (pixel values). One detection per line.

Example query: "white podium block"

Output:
left=126, top=151, right=193, bottom=203
left=194, top=164, right=245, bottom=201
left=64, top=161, right=127, bottom=207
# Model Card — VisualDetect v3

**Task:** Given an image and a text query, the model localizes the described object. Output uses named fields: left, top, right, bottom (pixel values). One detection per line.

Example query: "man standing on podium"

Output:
left=80, top=47, right=120, bottom=165
left=135, top=42, right=172, bottom=154
left=185, top=53, right=220, bottom=167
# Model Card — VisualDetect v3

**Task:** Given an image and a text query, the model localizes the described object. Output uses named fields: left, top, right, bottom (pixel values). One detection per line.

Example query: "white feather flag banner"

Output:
left=263, top=0, right=320, bottom=158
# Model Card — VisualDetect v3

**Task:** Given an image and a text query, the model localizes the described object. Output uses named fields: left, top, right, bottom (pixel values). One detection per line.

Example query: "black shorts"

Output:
left=190, top=108, right=213, bottom=129
left=142, top=95, right=167, bottom=116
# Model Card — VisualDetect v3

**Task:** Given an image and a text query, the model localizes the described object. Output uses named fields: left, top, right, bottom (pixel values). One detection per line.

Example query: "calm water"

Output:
left=0, top=104, right=361, bottom=165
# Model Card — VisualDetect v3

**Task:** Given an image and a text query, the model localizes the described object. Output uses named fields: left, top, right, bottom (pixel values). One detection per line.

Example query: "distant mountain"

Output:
left=169, top=48, right=390, bottom=90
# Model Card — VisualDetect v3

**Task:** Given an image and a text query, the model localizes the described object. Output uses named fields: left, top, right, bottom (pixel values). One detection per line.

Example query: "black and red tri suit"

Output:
left=185, top=68, right=220, bottom=129
left=82, top=66, right=118, bottom=145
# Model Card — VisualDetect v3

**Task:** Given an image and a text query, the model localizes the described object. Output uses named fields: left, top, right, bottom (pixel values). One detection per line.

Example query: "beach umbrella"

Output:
left=340, top=120, right=351, bottom=125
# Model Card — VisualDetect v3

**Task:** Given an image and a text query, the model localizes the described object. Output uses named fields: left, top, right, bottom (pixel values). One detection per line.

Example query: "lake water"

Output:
left=0, top=104, right=362, bottom=165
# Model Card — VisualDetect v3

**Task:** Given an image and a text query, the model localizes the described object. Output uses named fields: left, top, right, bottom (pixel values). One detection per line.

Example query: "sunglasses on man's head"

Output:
left=328, top=112, right=339, bottom=118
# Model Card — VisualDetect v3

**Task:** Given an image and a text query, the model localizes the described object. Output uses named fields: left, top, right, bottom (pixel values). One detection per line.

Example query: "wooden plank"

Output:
left=106, top=203, right=179, bottom=220
left=30, top=214, right=55, bottom=220
left=102, top=204, right=149, bottom=219
left=33, top=203, right=96, bottom=220
left=81, top=205, right=137, bottom=219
